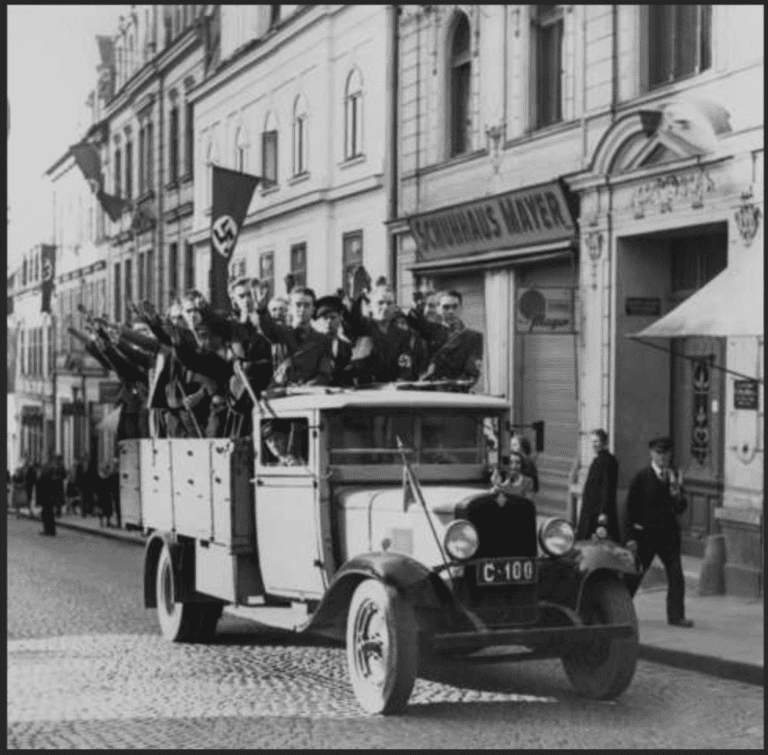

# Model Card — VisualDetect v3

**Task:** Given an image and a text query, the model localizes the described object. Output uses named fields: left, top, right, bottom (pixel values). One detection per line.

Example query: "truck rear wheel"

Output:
left=346, top=579, right=419, bottom=715
left=155, top=544, right=202, bottom=642
left=561, top=578, right=638, bottom=700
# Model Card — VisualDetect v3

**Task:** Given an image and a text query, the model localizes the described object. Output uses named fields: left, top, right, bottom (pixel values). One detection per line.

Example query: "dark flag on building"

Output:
left=209, top=165, right=260, bottom=311
left=70, top=140, right=131, bottom=222
left=40, top=244, right=55, bottom=313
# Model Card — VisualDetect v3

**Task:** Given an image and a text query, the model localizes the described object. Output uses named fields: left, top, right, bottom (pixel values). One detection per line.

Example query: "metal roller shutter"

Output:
left=515, top=260, right=579, bottom=516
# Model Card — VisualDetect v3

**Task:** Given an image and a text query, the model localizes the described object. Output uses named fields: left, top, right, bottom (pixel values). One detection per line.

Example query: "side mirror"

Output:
left=532, top=421, right=545, bottom=453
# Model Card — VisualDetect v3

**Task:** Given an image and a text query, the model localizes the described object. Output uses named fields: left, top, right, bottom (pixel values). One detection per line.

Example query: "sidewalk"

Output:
left=10, top=505, right=763, bottom=686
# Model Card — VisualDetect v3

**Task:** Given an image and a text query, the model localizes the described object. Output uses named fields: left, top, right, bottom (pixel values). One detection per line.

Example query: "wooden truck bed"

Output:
left=119, top=438, right=256, bottom=554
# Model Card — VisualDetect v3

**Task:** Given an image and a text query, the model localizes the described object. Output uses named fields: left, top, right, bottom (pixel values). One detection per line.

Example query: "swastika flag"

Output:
left=210, top=165, right=260, bottom=312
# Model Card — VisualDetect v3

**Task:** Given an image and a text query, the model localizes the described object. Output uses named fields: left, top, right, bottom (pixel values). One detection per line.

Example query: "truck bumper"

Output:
left=432, top=622, right=635, bottom=654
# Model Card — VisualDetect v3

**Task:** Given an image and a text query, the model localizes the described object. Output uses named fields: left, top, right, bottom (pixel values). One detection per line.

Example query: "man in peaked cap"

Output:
left=625, top=436, right=693, bottom=627
left=312, top=296, right=353, bottom=386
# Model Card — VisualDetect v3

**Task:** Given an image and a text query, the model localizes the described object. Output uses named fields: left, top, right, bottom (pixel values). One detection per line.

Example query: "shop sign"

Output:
left=408, top=181, right=576, bottom=263
left=516, top=287, right=575, bottom=334
left=99, top=381, right=123, bottom=405
left=625, top=297, right=661, bottom=316
left=733, top=380, right=759, bottom=411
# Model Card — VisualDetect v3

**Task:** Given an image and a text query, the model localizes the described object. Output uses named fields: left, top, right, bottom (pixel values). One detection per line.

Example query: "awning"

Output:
left=629, top=251, right=763, bottom=339
left=97, top=406, right=122, bottom=434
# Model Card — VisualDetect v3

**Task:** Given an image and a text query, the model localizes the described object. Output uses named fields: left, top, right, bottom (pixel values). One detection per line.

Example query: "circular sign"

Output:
left=211, top=215, right=238, bottom=259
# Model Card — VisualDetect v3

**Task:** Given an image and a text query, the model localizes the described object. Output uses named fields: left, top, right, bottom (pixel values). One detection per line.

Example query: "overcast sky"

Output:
left=7, top=5, right=128, bottom=272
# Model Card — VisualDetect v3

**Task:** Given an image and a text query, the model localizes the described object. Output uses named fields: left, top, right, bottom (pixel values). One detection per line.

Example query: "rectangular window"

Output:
left=48, top=323, right=54, bottom=376
left=138, top=125, right=145, bottom=195
left=345, top=93, right=362, bottom=159
left=125, top=138, right=133, bottom=200
left=259, top=252, right=274, bottom=300
left=168, top=242, right=179, bottom=300
left=270, top=5, right=281, bottom=28
left=114, top=262, right=122, bottom=322
left=137, top=252, right=145, bottom=301
left=290, top=242, right=307, bottom=289
left=146, top=121, right=154, bottom=190
left=533, top=6, right=563, bottom=130
left=184, top=242, right=194, bottom=293
left=169, top=106, right=180, bottom=183
left=124, top=258, right=133, bottom=321
left=293, top=116, right=306, bottom=175
left=114, top=148, right=122, bottom=197
left=20, top=330, right=25, bottom=376
left=185, top=103, right=194, bottom=177
left=262, top=130, right=278, bottom=187
left=450, top=64, right=471, bottom=156
left=342, top=231, right=363, bottom=295
left=647, top=5, right=712, bottom=90
left=145, top=250, right=154, bottom=304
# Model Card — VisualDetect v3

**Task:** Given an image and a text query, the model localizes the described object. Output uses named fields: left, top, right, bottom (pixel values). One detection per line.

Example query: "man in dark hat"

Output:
left=626, top=436, right=692, bottom=627
left=575, top=429, right=620, bottom=542
left=312, top=296, right=352, bottom=385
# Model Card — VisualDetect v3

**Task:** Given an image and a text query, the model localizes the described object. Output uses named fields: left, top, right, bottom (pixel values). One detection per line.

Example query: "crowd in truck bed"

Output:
left=71, top=271, right=484, bottom=441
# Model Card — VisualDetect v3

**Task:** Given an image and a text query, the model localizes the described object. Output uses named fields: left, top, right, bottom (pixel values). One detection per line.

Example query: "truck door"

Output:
left=254, top=412, right=326, bottom=599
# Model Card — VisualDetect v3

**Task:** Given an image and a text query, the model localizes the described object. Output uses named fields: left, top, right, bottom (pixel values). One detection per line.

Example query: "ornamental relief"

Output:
left=628, top=168, right=716, bottom=220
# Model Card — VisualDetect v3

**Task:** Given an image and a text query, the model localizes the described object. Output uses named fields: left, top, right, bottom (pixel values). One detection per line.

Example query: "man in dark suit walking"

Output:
left=626, top=436, right=693, bottom=627
left=575, top=428, right=620, bottom=542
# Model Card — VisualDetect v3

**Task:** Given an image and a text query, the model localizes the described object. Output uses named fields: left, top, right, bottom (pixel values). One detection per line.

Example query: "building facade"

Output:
left=7, top=272, right=20, bottom=472
left=188, top=5, right=390, bottom=301
left=391, top=5, right=763, bottom=595
left=95, top=5, right=209, bottom=322
left=9, top=246, right=56, bottom=470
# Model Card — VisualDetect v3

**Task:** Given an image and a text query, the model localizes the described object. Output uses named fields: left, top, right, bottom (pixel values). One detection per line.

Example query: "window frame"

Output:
left=531, top=5, right=564, bottom=131
left=342, top=230, right=363, bottom=296
left=185, top=102, right=194, bottom=178
left=262, top=129, right=278, bottom=187
left=448, top=12, right=472, bottom=158
left=184, top=242, right=194, bottom=293
left=344, top=69, right=364, bottom=160
left=292, top=97, right=308, bottom=176
left=113, top=262, right=122, bottom=322
left=125, top=135, right=133, bottom=201
left=114, top=147, right=122, bottom=198
left=124, top=258, right=133, bottom=321
left=290, top=242, right=307, bottom=289
left=169, top=105, right=180, bottom=183
left=168, top=242, right=179, bottom=301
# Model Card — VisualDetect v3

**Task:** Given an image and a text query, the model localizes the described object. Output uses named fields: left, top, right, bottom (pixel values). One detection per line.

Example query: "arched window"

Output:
left=234, top=126, right=248, bottom=172
left=448, top=13, right=472, bottom=157
left=262, top=111, right=278, bottom=187
left=344, top=68, right=363, bottom=159
left=292, top=95, right=308, bottom=176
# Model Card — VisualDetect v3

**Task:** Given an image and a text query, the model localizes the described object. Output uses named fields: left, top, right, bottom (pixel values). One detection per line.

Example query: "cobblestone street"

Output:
left=7, top=516, right=764, bottom=749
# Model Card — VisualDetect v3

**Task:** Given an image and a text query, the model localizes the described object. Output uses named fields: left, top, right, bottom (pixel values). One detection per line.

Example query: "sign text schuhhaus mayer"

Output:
left=407, top=181, right=576, bottom=263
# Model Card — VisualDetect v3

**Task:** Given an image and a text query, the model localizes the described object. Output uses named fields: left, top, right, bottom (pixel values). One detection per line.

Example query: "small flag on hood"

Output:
left=209, top=165, right=260, bottom=312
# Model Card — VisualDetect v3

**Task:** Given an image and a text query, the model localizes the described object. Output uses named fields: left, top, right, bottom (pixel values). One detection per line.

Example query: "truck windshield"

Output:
left=327, top=410, right=502, bottom=466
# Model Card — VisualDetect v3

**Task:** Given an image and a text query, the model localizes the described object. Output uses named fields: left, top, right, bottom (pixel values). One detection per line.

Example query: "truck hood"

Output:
left=335, top=484, right=490, bottom=519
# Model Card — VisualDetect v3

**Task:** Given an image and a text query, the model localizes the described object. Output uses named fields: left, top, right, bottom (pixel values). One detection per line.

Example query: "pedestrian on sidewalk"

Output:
left=75, top=454, right=95, bottom=517
left=575, top=428, right=620, bottom=542
left=35, top=457, right=65, bottom=536
left=24, top=460, right=37, bottom=508
left=626, top=436, right=693, bottom=628
left=109, top=456, right=121, bottom=529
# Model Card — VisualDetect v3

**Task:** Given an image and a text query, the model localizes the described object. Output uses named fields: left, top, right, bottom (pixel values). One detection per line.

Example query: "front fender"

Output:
left=304, top=552, right=448, bottom=642
left=572, top=540, right=640, bottom=615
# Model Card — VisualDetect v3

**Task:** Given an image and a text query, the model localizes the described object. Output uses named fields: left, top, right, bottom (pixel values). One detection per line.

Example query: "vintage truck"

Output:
left=121, top=385, right=640, bottom=715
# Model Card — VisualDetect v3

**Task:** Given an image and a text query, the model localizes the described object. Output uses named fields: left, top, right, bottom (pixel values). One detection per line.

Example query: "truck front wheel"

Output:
left=155, top=544, right=202, bottom=642
left=346, top=579, right=419, bottom=715
left=561, top=577, right=638, bottom=700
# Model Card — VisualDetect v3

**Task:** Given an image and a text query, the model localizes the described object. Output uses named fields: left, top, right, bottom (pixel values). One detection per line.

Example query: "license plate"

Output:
left=476, top=558, right=537, bottom=586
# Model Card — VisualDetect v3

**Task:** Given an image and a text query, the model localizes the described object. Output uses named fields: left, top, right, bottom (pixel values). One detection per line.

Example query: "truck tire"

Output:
left=346, top=579, right=419, bottom=715
left=155, top=543, right=202, bottom=642
left=561, top=578, right=638, bottom=700
left=195, top=603, right=224, bottom=642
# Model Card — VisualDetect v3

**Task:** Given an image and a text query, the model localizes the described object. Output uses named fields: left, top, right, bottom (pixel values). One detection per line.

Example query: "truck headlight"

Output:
left=539, top=518, right=575, bottom=557
left=444, top=520, right=479, bottom=561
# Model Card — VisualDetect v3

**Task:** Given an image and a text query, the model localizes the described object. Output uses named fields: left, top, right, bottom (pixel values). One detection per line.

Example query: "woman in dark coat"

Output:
left=576, top=429, right=620, bottom=542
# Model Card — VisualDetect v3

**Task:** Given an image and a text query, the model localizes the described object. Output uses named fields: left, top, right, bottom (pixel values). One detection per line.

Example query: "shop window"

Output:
left=260, top=251, right=274, bottom=300
left=448, top=13, right=472, bottom=157
left=647, top=5, right=711, bottom=90
left=262, top=127, right=278, bottom=187
left=342, top=231, right=363, bottom=295
left=344, top=68, right=363, bottom=159
left=290, top=242, right=307, bottom=289
left=531, top=5, right=563, bottom=130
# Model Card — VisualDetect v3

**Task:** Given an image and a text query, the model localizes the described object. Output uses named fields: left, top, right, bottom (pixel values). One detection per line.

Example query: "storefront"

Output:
left=567, top=98, right=763, bottom=596
left=398, top=180, right=580, bottom=515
